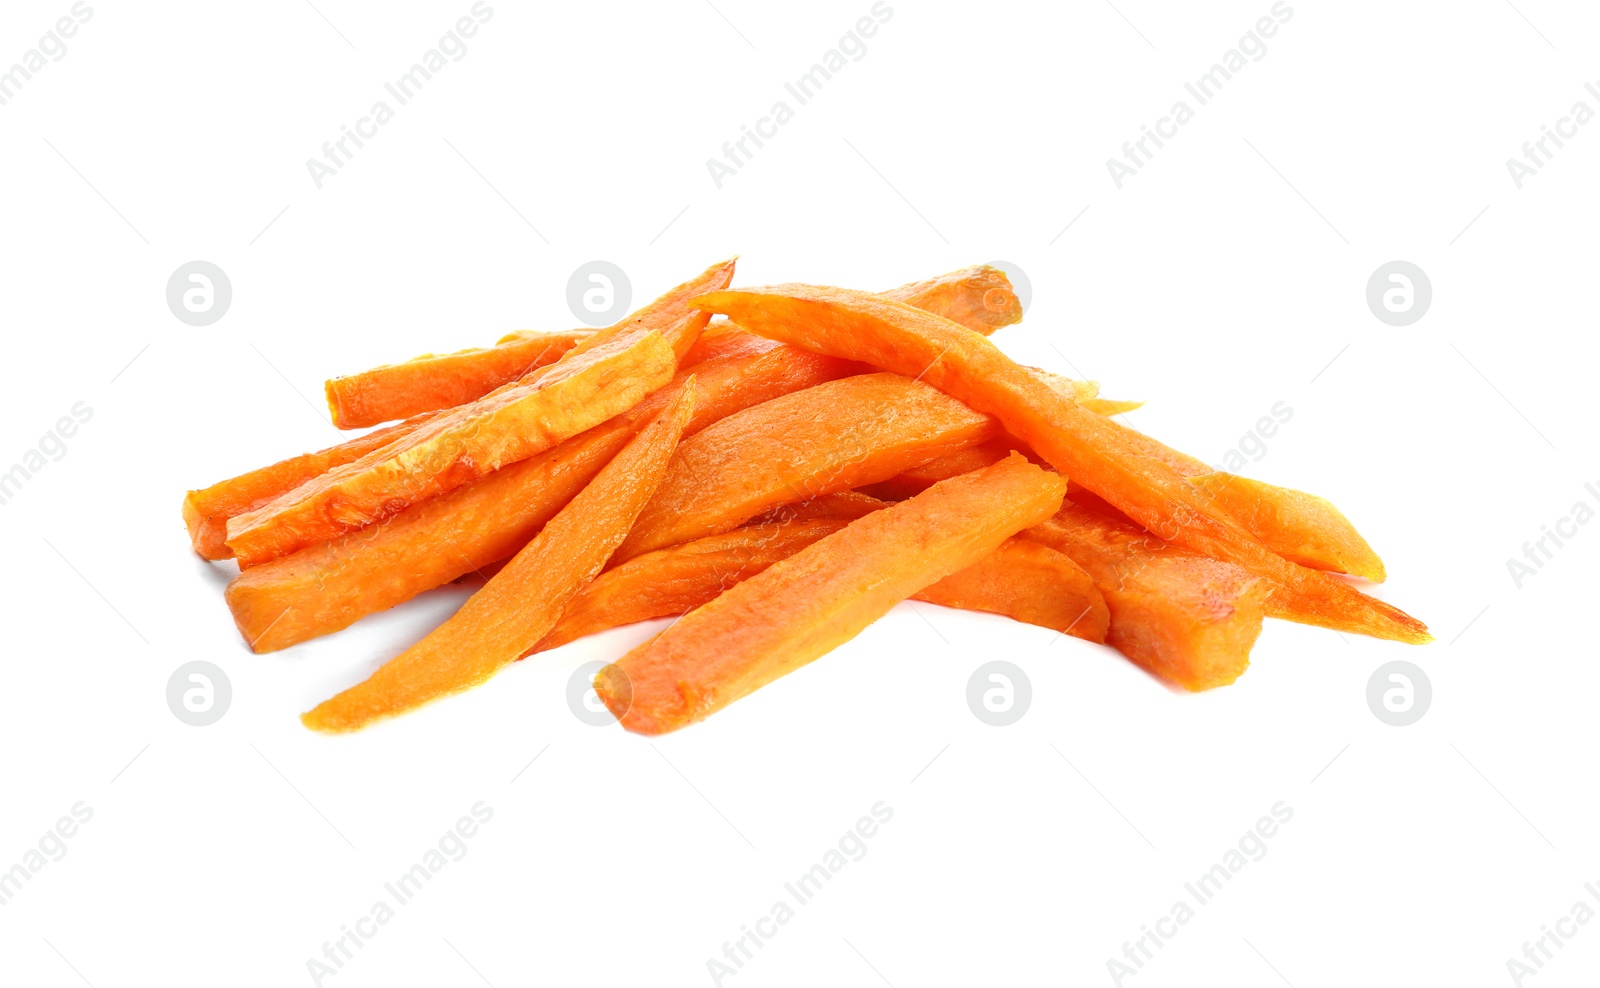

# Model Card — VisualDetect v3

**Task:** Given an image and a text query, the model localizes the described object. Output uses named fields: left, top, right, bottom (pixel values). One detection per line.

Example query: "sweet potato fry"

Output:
left=228, top=421, right=630, bottom=653
left=322, top=259, right=735, bottom=428
left=1095, top=416, right=1386, bottom=580
left=226, top=267, right=1029, bottom=646
left=1187, top=472, right=1386, bottom=582
left=227, top=335, right=856, bottom=652
left=679, top=264, right=1022, bottom=368
left=535, top=520, right=848, bottom=653
left=324, top=331, right=589, bottom=430
left=182, top=413, right=431, bottom=560
left=595, top=453, right=1066, bottom=735
left=300, top=381, right=697, bottom=733
left=1099, top=419, right=1211, bottom=476
left=859, top=437, right=1019, bottom=501
left=190, top=343, right=598, bottom=562
left=889, top=428, right=1376, bottom=581
left=566, top=258, right=738, bottom=365
left=692, top=285, right=1428, bottom=643
left=1060, top=485, right=1370, bottom=627
left=681, top=321, right=759, bottom=368
left=877, top=264, right=1023, bottom=336
left=535, top=524, right=1106, bottom=653
left=916, top=538, right=1108, bottom=641
left=615, top=372, right=1001, bottom=561
left=858, top=378, right=1126, bottom=500
left=1024, top=503, right=1268, bottom=690
left=750, top=491, right=889, bottom=523
left=669, top=264, right=1026, bottom=454
left=227, top=327, right=677, bottom=568
left=188, top=336, right=618, bottom=561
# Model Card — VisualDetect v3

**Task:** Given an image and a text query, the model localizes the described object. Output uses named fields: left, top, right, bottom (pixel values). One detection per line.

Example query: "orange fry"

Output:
left=182, top=413, right=431, bottom=560
left=1099, top=416, right=1387, bottom=581
left=596, top=453, right=1065, bottom=735
left=1025, top=503, right=1268, bottom=690
left=227, top=327, right=676, bottom=568
left=301, top=381, right=697, bottom=733
left=324, top=330, right=589, bottom=430
left=615, top=373, right=1000, bottom=561
left=1188, top=472, right=1386, bottom=582
left=691, top=285, right=1428, bottom=643
left=227, top=267, right=1016, bottom=650
left=535, top=524, right=1106, bottom=653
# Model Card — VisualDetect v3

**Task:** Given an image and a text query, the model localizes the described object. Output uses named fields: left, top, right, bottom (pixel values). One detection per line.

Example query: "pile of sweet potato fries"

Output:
left=182, top=260, right=1428, bottom=734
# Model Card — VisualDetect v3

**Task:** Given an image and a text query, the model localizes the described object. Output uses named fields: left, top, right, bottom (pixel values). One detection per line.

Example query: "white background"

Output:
left=1, top=1, right=1596, bottom=985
